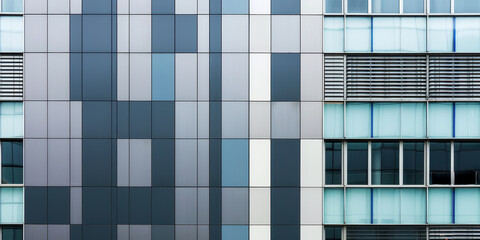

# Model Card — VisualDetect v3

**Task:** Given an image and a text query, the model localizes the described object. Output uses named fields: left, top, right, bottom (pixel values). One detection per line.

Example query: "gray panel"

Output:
left=25, top=101, right=47, bottom=138
left=197, top=102, right=209, bottom=138
left=222, top=102, right=248, bottom=138
left=197, top=187, right=209, bottom=224
left=175, top=54, right=197, bottom=101
left=24, top=53, right=47, bottom=100
left=222, top=53, right=248, bottom=101
left=117, top=225, right=129, bottom=240
left=24, top=225, right=47, bottom=240
left=175, top=139, right=197, bottom=187
left=130, top=139, right=152, bottom=187
left=25, top=15, right=47, bottom=52
left=198, top=16, right=209, bottom=53
left=70, top=139, right=82, bottom=186
left=117, top=15, right=129, bottom=53
left=48, top=139, right=70, bottom=186
left=175, top=226, right=197, bottom=240
left=130, top=15, right=152, bottom=52
left=222, top=188, right=249, bottom=224
left=272, top=102, right=300, bottom=139
left=175, top=188, right=198, bottom=224
left=250, top=102, right=271, bottom=139
left=117, top=53, right=130, bottom=100
left=47, top=53, right=70, bottom=100
left=301, top=16, right=323, bottom=53
left=130, top=53, right=152, bottom=101
left=70, top=101, right=82, bottom=138
left=272, top=15, right=300, bottom=53
left=70, top=0, right=82, bottom=14
left=71, top=187, right=82, bottom=224
left=301, top=102, right=323, bottom=138
left=130, top=225, right=151, bottom=240
left=48, top=225, right=69, bottom=240
left=117, top=139, right=129, bottom=187
left=25, top=0, right=47, bottom=14
left=197, top=139, right=209, bottom=186
left=130, top=0, right=151, bottom=14
left=175, top=102, right=197, bottom=138
left=175, top=0, right=197, bottom=14
left=301, top=54, right=323, bottom=101
left=48, top=0, right=69, bottom=13
left=222, top=15, right=248, bottom=52
left=197, top=53, right=209, bottom=100
left=117, top=0, right=129, bottom=14
left=48, top=15, right=70, bottom=52
left=48, top=101, right=70, bottom=138
left=24, top=139, right=47, bottom=186
left=198, top=226, right=209, bottom=240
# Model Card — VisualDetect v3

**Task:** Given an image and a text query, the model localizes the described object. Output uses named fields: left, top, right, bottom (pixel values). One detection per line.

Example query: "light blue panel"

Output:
left=401, top=188, right=426, bottom=224
left=372, top=102, right=400, bottom=138
left=346, top=17, right=371, bottom=52
left=152, top=54, right=174, bottom=101
left=2, top=0, right=22, bottom=12
left=222, top=0, right=248, bottom=14
left=222, top=225, right=248, bottom=240
left=428, top=17, right=454, bottom=52
left=373, top=17, right=401, bottom=52
left=373, top=188, right=400, bottom=224
left=455, top=0, right=480, bottom=13
left=400, top=17, right=426, bottom=52
left=428, top=188, right=453, bottom=224
left=456, top=17, right=480, bottom=52
left=403, top=0, right=424, bottom=13
left=346, top=188, right=371, bottom=224
left=324, top=17, right=344, bottom=53
left=455, top=188, right=480, bottom=224
left=0, top=16, right=23, bottom=52
left=428, top=102, right=453, bottom=138
left=0, top=102, right=23, bottom=138
left=455, top=103, right=480, bottom=138
left=0, top=188, right=23, bottom=223
left=324, top=103, right=344, bottom=138
left=346, top=102, right=371, bottom=138
left=372, top=0, right=399, bottom=13
left=401, top=102, right=426, bottom=138
left=222, top=139, right=248, bottom=187
left=324, top=188, right=344, bottom=224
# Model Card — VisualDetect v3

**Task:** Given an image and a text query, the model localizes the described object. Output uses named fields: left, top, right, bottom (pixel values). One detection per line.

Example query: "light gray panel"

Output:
left=117, top=0, right=128, bottom=14
left=175, top=102, right=197, bottom=138
left=130, top=0, right=151, bottom=14
left=25, top=101, right=47, bottom=138
left=24, top=53, right=47, bottom=100
left=198, top=226, right=209, bottom=240
left=272, top=102, right=300, bottom=139
left=197, top=139, right=209, bottom=186
left=175, top=188, right=198, bottom=224
left=175, top=139, right=197, bottom=186
left=222, top=102, right=248, bottom=138
left=301, top=16, right=323, bottom=53
left=272, top=15, right=300, bottom=53
left=175, top=54, right=197, bottom=101
left=197, top=187, right=209, bottom=224
left=130, top=15, right=151, bottom=52
left=48, top=101, right=70, bottom=138
left=25, top=15, right=47, bottom=52
left=70, top=101, right=82, bottom=138
left=198, top=15, right=209, bottom=52
left=222, top=53, right=248, bottom=101
left=117, top=139, right=129, bottom=187
left=222, top=15, right=248, bottom=52
left=130, top=225, right=151, bottom=240
left=130, top=53, right=152, bottom=101
left=117, top=225, right=129, bottom=240
left=70, top=139, right=82, bottom=186
left=70, top=0, right=82, bottom=14
left=175, top=0, right=197, bottom=14
left=48, top=53, right=70, bottom=100
left=48, top=15, right=70, bottom=52
left=197, top=53, right=209, bottom=100
left=48, top=0, right=69, bottom=13
left=48, top=225, right=69, bottom=240
left=301, top=54, right=323, bottom=101
left=198, top=0, right=209, bottom=14
left=117, top=53, right=130, bottom=100
left=117, top=15, right=129, bottom=53
left=48, top=139, right=70, bottom=186
left=25, top=0, right=47, bottom=13
left=301, top=102, right=323, bottom=138
left=222, top=188, right=249, bottom=224
left=197, top=102, right=209, bottom=138
left=24, top=139, right=47, bottom=186
left=250, top=102, right=271, bottom=139
left=129, top=139, right=152, bottom=187
left=25, top=225, right=47, bottom=240
left=175, top=226, right=197, bottom=240
left=70, top=187, right=82, bottom=224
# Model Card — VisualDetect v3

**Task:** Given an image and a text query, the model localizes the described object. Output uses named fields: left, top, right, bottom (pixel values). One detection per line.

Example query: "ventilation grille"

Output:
left=429, top=226, right=480, bottom=239
left=0, top=54, right=23, bottom=100
left=347, top=226, right=426, bottom=240
left=324, top=55, right=345, bottom=99
left=429, top=55, right=480, bottom=98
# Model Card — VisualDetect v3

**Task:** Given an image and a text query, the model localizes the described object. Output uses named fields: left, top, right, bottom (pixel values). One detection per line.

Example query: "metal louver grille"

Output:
left=324, top=55, right=345, bottom=99
left=429, top=55, right=480, bottom=99
left=429, top=226, right=480, bottom=239
left=347, top=226, right=426, bottom=240
left=0, top=54, right=23, bottom=100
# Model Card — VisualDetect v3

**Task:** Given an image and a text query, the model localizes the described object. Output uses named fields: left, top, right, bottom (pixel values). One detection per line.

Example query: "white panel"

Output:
left=175, top=53, right=198, bottom=100
left=301, top=188, right=323, bottom=224
left=250, top=0, right=270, bottom=14
left=197, top=53, right=210, bottom=101
left=48, top=0, right=69, bottom=13
left=48, top=53, right=70, bottom=100
left=249, top=139, right=270, bottom=187
left=250, top=53, right=271, bottom=101
left=301, top=226, right=323, bottom=240
left=250, top=226, right=270, bottom=240
left=130, top=0, right=151, bottom=14
left=176, top=0, right=197, bottom=14
left=301, top=102, right=323, bottom=138
left=198, top=0, right=209, bottom=14
left=249, top=102, right=270, bottom=139
left=301, top=16, right=323, bottom=53
left=117, top=139, right=129, bottom=187
left=48, top=15, right=70, bottom=53
left=129, top=139, right=152, bottom=187
left=130, top=54, right=152, bottom=101
left=25, top=15, right=47, bottom=52
left=301, top=140, right=323, bottom=187
left=222, top=15, right=249, bottom=52
left=24, top=53, right=47, bottom=100
left=198, top=15, right=209, bottom=53
left=117, top=15, right=130, bottom=53
left=250, top=188, right=270, bottom=224
left=25, top=0, right=47, bottom=13
left=117, top=53, right=130, bottom=101
left=301, top=54, right=323, bottom=101
left=117, top=0, right=129, bottom=14
left=250, top=15, right=270, bottom=52
left=70, top=0, right=82, bottom=14
left=70, top=101, right=82, bottom=138
left=130, top=15, right=151, bottom=52
left=301, top=0, right=323, bottom=14
left=197, top=102, right=209, bottom=138
left=272, top=15, right=300, bottom=53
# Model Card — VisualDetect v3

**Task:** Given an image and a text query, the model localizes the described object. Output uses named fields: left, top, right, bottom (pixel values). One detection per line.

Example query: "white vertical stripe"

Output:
left=301, top=140, right=323, bottom=187
left=249, top=139, right=271, bottom=187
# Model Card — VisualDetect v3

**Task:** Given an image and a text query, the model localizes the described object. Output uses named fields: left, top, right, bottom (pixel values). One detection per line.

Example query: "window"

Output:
left=324, top=188, right=344, bottom=224
left=372, top=0, right=399, bottom=13
left=1, top=141, right=22, bottom=184
left=403, top=0, right=424, bottom=13
left=326, top=0, right=342, bottom=13
left=430, top=0, right=451, bottom=13
left=455, top=0, right=480, bottom=13
left=403, top=142, right=424, bottom=185
left=324, top=17, right=344, bottom=52
left=454, top=142, right=480, bottom=185
left=326, top=142, right=342, bottom=185
left=348, top=0, right=368, bottom=13
left=456, top=17, right=480, bottom=53
left=0, top=102, right=22, bottom=138
left=372, top=17, right=426, bottom=52
left=346, top=188, right=371, bottom=223
left=0, top=16, right=23, bottom=52
left=346, top=17, right=371, bottom=52
left=325, top=226, right=342, bottom=240
left=1, top=0, right=22, bottom=13
left=428, top=17, right=454, bottom=52
left=428, top=188, right=453, bottom=223
left=371, top=142, right=399, bottom=185
left=346, top=102, right=371, bottom=138
left=428, top=102, right=453, bottom=138
left=0, top=188, right=22, bottom=223
left=455, top=103, right=480, bottom=138
left=430, top=142, right=451, bottom=185
left=347, top=142, right=368, bottom=185
left=2, top=226, right=22, bottom=240
left=324, top=103, right=344, bottom=138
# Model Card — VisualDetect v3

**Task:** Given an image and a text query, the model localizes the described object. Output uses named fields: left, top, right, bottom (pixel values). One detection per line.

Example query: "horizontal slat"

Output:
left=0, top=53, right=23, bottom=100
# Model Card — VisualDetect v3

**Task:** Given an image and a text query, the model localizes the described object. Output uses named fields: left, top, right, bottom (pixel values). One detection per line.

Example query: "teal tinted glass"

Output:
left=455, top=0, right=480, bottom=13
left=371, top=142, right=399, bottom=185
left=455, top=103, right=480, bottom=138
left=428, top=17, right=454, bottom=52
left=324, top=17, right=344, bottom=52
left=346, top=102, right=371, bottom=138
left=372, top=0, right=399, bottom=13
left=346, top=188, right=371, bottom=224
left=428, top=102, right=453, bottom=138
left=430, top=0, right=451, bottom=13
left=346, top=17, right=371, bottom=52
left=456, top=18, right=480, bottom=52
left=400, top=188, right=426, bottom=223
left=348, top=0, right=368, bottom=13
left=0, top=188, right=23, bottom=223
left=403, top=0, right=424, bottom=13
left=373, top=188, right=400, bottom=224
left=455, top=188, right=480, bottom=223
left=324, top=103, right=344, bottom=138
left=324, top=188, right=344, bottom=224
left=0, top=102, right=23, bottom=138
left=428, top=188, right=453, bottom=224
left=326, top=0, right=342, bottom=13
left=1, top=0, right=22, bottom=13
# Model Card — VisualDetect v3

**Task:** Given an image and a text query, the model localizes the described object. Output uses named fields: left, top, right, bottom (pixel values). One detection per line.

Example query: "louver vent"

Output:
left=0, top=54, right=23, bottom=100
left=347, top=226, right=426, bottom=240
left=324, top=55, right=345, bottom=99
left=429, top=226, right=480, bottom=239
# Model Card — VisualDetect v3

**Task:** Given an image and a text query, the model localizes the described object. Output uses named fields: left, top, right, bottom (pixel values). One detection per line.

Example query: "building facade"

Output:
left=0, top=0, right=477, bottom=239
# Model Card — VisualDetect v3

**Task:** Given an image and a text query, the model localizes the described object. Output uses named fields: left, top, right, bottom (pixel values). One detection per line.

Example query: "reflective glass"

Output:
left=348, top=0, right=368, bottom=13
left=455, top=0, right=480, bottom=13
left=1, top=141, right=23, bottom=184
left=428, top=188, right=452, bottom=224
left=372, top=0, right=399, bottom=13
left=428, top=17, right=454, bottom=52
left=372, top=142, right=399, bottom=185
left=429, top=142, right=451, bottom=185
left=2, top=226, right=22, bottom=240
left=455, top=103, right=480, bottom=138
left=456, top=17, right=480, bottom=52
left=346, top=17, right=371, bottom=52
left=347, top=142, right=368, bottom=185
left=400, top=103, right=426, bottom=138
left=0, top=16, right=23, bottom=52
left=0, top=102, right=23, bottom=138
left=373, top=17, right=426, bottom=52
left=430, top=0, right=451, bottom=13
left=428, top=102, right=453, bottom=138
left=325, top=227, right=342, bottom=240
left=1, top=0, right=22, bottom=13
left=325, top=142, right=342, bottom=185
left=326, top=0, right=342, bottom=13
left=455, top=188, right=480, bottom=223
left=372, top=103, right=400, bottom=138
left=324, top=103, right=344, bottom=138
left=400, top=17, right=426, bottom=52
left=346, top=188, right=371, bottom=224
left=373, top=188, right=400, bottom=224
left=403, top=142, right=424, bottom=185
left=400, top=188, right=426, bottom=223
left=403, top=0, right=424, bottom=13
left=346, top=102, right=371, bottom=138
left=0, top=188, right=23, bottom=223
left=324, top=17, right=344, bottom=52
left=454, top=142, right=480, bottom=185
left=324, top=188, right=344, bottom=224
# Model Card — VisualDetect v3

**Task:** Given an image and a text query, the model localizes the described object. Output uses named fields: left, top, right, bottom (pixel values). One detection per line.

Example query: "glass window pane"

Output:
left=455, top=0, right=480, bottom=13
left=348, top=0, right=368, bottom=13
left=373, top=17, right=401, bottom=52
left=401, top=188, right=426, bottom=224
left=2, top=226, right=22, bottom=240
left=455, top=188, right=480, bottom=223
left=2, top=0, right=22, bottom=13
left=454, top=142, right=480, bottom=185
left=403, top=0, right=424, bottom=13
left=400, top=17, right=426, bottom=52
left=325, top=226, right=342, bottom=240
left=403, top=142, right=424, bottom=185
left=428, top=102, right=453, bottom=138
left=326, top=0, right=342, bottom=13
left=0, top=188, right=23, bottom=223
left=346, top=188, right=371, bottom=224
left=324, top=188, right=344, bottom=224
left=346, top=102, right=371, bottom=138
left=456, top=17, right=480, bottom=52
left=429, top=142, right=451, bottom=185
left=430, top=0, right=451, bottom=13
left=456, top=103, right=480, bottom=138
left=372, top=103, right=400, bottom=138
left=1, top=141, right=22, bottom=184
left=372, top=0, right=399, bottom=13
left=347, top=142, right=368, bottom=185
left=428, top=188, right=452, bottom=224
left=373, top=188, right=400, bottom=224
left=346, top=17, right=371, bottom=52
left=326, top=142, right=342, bottom=185
left=0, top=102, right=23, bottom=138
left=428, top=17, right=454, bottom=52
left=324, top=17, right=344, bottom=52
left=0, top=16, right=23, bottom=52
left=401, top=103, right=426, bottom=138
left=324, top=103, right=344, bottom=138
left=372, top=142, right=399, bottom=185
